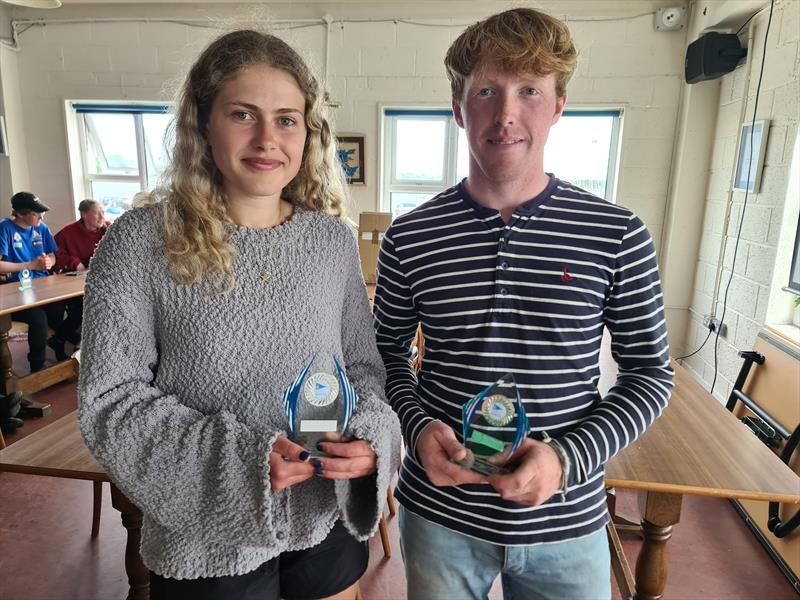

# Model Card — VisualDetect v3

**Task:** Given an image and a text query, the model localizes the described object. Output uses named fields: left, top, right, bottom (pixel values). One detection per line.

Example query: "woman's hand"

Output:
left=314, top=434, right=378, bottom=480
left=268, top=436, right=315, bottom=492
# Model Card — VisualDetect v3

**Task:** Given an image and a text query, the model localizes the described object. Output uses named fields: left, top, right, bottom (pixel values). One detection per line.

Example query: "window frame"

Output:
left=381, top=107, right=461, bottom=216
left=550, top=108, right=623, bottom=202
left=786, top=212, right=800, bottom=295
left=68, top=102, right=172, bottom=218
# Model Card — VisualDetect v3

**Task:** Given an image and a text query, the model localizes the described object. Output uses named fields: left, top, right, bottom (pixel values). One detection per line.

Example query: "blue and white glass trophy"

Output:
left=283, top=355, right=358, bottom=457
left=18, top=269, right=32, bottom=291
left=455, top=374, right=528, bottom=476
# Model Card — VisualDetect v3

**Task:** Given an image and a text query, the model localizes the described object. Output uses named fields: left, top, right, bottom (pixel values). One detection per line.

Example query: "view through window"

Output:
left=75, top=104, right=172, bottom=220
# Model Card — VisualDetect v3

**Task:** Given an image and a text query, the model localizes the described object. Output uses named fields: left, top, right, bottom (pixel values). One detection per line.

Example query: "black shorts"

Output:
left=149, top=521, right=368, bottom=600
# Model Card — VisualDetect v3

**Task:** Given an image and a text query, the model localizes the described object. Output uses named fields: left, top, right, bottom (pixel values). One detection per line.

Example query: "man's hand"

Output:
left=315, top=434, right=377, bottom=480
left=32, top=254, right=53, bottom=270
left=268, top=436, right=314, bottom=492
left=487, top=438, right=563, bottom=506
left=417, top=421, right=488, bottom=486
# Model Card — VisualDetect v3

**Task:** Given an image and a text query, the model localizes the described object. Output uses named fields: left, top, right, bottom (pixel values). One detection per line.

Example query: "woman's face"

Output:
left=206, top=63, right=307, bottom=210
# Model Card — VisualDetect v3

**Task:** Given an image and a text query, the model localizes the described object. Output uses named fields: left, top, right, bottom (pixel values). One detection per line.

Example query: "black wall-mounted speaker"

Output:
left=685, top=32, right=747, bottom=84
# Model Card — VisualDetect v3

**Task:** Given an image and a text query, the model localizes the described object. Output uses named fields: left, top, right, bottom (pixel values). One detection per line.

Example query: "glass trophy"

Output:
left=454, top=374, right=528, bottom=476
left=282, top=355, right=358, bottom=457
left=18, top=269, right=32, bottom=291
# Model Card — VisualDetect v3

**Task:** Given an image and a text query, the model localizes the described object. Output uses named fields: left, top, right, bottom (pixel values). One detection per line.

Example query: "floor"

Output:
left=0, top=336, right=798, bottom=600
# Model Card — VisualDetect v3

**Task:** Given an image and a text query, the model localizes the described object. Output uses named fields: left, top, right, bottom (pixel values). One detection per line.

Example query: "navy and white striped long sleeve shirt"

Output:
left=373, top=177, right=673, bottom=546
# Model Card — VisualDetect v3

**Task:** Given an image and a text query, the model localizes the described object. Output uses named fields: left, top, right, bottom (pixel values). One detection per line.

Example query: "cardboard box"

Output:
left=358, top=212, right=391, bottom=284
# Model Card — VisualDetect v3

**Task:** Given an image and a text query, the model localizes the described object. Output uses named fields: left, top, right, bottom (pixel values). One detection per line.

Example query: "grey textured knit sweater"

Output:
left=78, top=206, right=401, bottom=579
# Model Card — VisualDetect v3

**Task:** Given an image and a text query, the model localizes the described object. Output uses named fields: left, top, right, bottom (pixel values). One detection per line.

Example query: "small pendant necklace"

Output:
left=259, top=237, right=280, bottom=283
left=237, top=201, right=290, bottom=284
left=258, top=207, right=290, bottom=283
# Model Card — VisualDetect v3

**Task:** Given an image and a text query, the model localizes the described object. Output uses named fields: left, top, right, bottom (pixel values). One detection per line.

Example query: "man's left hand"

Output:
left=487, top=438, right=563, bottom=506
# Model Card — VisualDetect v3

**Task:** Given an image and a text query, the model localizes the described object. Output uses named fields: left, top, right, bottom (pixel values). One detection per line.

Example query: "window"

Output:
left=381, top=108, right=622, bottom=219
left=788, top=213, right=800, bottom=294
left=544, top=110, right=621, bottom=199
left=382, top=109, right=468, bottom=219
left=74, top=103, right=173, bottom=220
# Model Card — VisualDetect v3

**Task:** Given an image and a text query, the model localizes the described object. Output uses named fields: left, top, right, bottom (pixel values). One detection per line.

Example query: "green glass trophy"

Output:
left=455, top=374, right=528, bottom=476
left=283, top=355, right=357, bottom=457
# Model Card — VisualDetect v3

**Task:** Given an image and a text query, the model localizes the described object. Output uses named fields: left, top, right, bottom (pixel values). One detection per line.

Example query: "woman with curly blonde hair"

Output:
left=78, top=29, right=400, bottom=600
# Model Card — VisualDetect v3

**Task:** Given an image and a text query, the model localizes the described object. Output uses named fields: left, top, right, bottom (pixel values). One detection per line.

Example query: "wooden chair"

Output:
left=376, top=326, right=423, bottom=557
left=377, top=487, right=395, bottom=558
left=68, top=350, right=103, bottom=538
left=725, top=328, right=800, bottom=585
left=606, top=491, right=637, bottom=600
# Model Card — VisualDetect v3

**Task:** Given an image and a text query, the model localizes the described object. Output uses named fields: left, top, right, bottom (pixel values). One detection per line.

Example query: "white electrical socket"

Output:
left=703, top=314, right=727, bottom=337
left=654, top=6, right=686, bottom=31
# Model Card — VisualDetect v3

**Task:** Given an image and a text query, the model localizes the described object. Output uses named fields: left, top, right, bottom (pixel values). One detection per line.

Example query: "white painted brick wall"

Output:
left=685, top=0, right=799, bottom=401
left=91, top=22, right=140, bottom=46
left=109, top=46, right=159, bottom=74
left=362, top=48, right=414, bottom=77
left=7, top=3, right=686, bottom=238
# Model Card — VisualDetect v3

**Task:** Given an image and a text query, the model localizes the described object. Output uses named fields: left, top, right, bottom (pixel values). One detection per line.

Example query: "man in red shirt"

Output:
left=48, top=199, right=110, bottom=360
left=54, top=199, right=109, bottom=272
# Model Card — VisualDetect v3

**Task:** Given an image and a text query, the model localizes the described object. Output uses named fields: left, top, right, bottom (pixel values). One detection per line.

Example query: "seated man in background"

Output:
left=49, top=199, right=110, bottom=358
left=54, top=199, right=109, bottom=272
left=0, top=192, right=62, bottom=371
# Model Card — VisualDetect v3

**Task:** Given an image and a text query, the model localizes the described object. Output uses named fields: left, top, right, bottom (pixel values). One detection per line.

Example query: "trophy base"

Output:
left=453, top=453, right=515, bottom=476
left=295, top=432, right=339, bottom=459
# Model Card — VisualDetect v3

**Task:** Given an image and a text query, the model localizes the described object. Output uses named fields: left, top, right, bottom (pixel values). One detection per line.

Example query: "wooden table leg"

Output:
left=1, top=314, right=12, bottom=398
left=110, top=483, right=150, bottom=600
left=91, top=480, right=103, bottom=538
left=634, top=491, right=683, bottom=600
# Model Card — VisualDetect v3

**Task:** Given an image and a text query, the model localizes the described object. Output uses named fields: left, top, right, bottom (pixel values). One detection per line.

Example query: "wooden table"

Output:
left=0, top=410, right=148, bottom=600
left=1, top=273, right=85, bottom=398
left=605, top=361, right=800, bottom=599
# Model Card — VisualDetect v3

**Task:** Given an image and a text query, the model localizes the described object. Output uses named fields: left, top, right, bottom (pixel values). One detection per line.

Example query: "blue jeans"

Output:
left=398, top=506, right=611, bottom=600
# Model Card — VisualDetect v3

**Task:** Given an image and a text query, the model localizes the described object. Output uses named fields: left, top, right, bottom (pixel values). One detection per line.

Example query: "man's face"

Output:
left=82, top=205, right=106, bottom=231
left=453, top=63, right=566, bottom=189
left=16, top=210, right=42, bottom=228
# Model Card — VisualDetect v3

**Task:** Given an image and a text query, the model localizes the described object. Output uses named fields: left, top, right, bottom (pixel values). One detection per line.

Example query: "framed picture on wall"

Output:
left=336, top=135, right=365, bottom=185
left=733, top=119, right=769, bottom=193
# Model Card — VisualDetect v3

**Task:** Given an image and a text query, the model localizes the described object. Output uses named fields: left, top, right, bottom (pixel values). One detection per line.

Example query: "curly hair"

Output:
left=445, top=8, right=578, bottom=100
left=142, top=30, right=347, bottom=290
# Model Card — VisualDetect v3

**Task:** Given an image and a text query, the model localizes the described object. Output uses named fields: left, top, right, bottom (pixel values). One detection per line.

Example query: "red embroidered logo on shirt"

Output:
left=562, top=267, right=575, bottom=282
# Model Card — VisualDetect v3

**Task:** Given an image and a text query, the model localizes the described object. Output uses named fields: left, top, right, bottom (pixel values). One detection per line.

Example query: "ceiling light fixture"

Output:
left=1, top=0, right=61, bottom=8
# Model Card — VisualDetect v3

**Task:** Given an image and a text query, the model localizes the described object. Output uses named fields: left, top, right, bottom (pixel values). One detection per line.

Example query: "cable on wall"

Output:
left=675, top=328, right=713, bottom=360
left=709, top=0, right=776, bottom=397
left=3, top=9, right=658, bottom=51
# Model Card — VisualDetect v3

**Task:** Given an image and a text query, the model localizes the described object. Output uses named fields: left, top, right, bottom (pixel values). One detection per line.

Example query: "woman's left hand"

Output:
left=314, top=434, right=377, bottom=480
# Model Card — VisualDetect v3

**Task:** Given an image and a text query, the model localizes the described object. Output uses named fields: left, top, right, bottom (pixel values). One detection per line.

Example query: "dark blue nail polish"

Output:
left=315, top=468, right=325, bottom=476
left=298, top=451, right=310, bottom=461
left=312, top=458, right=323, bottom=470
left=316, top=441, right=325, bottom=451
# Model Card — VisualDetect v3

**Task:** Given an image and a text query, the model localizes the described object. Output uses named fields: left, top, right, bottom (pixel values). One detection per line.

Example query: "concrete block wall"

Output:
left=1, top=1, right=686, bottom=250
left=684, top=0, right=800, bottom=399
